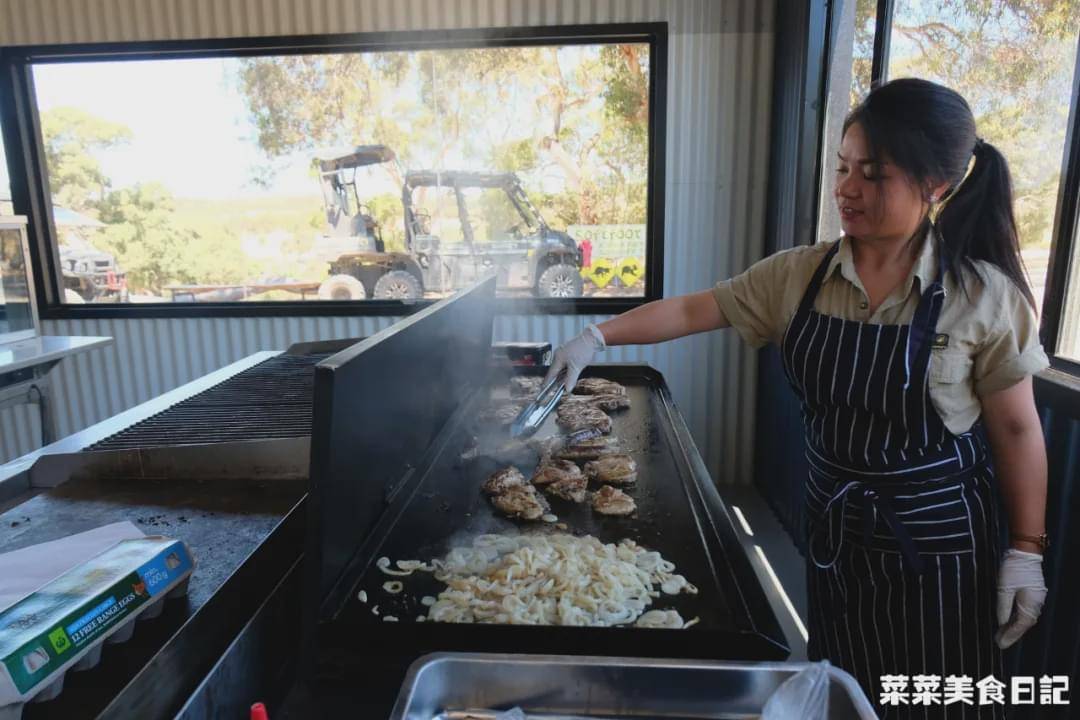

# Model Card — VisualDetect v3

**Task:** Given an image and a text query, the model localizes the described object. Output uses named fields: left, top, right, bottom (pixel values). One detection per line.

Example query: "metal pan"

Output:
left=389, top=652, right=879, bottom=719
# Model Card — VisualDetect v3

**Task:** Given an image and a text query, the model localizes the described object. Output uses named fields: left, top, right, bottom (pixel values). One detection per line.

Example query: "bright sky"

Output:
left=29, top=58, right=320, bottom=199
left=9, top=44, right=615, bottom=203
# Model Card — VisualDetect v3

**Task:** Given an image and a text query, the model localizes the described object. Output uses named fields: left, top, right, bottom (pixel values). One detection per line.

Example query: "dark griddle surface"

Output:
left=85, top=353, right=329, bottom=450
left=336, top=368, right=760, bottom=649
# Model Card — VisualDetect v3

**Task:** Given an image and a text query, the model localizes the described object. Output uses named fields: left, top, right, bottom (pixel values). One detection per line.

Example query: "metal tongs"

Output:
left=509, top=370, right=566, bottom=438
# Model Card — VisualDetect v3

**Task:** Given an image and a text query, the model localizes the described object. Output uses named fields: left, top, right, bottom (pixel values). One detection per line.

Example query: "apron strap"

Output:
left=904, top=226, right=948, bottom=388
left=810, top=479, right=925, bottom=576
left=809, top=463, right=984, bottom=577
left=794, top=241, right=842, bottom=320
left=860, top=488, right=924, bottom=575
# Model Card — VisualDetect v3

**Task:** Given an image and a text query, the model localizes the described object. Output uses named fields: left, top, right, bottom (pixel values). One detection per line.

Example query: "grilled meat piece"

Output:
left=461, top=437, right=533, bottom=465
left=546, top=474, right=589, bottom=503
left=489, top=438, right=536, bottom=464
left=573, top=377, right=627, bottom=397
left=555, top=404, right=612, bottom=434
left=492, top=484, right=550, bottom=521
left=528, top=428, right=605, bottom=461
left=477, top=401, right=526, bottom=426
left=588, top=393, right=631, bottom=411
left=557, top=395, right=594, bottom=412
left=510, top=376, right=544, bottom=398
left=482, top=466, right=527, bottom=495
left=584, top=454, right=637, bottom=484
left=591, top=485, right=637, bottom=516
left=558, top=393, right=630, bottom=413
left=531, top=459, right=583, bottom=487
left=564, top=427, right=605, bottom=444
left=556, top=436, right=622, bottom=462
left=555, top=402, right=587, bottom=420
left=526, top=435, right=561, bottom=460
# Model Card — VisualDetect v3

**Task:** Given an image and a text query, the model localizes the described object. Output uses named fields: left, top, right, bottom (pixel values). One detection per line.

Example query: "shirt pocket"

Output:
left=929, top=351, right=973, bottom=383
left=928, top=351, right=979, bottom=434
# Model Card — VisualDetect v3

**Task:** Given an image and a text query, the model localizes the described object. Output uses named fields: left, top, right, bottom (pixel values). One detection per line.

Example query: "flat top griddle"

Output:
left=344, top=369, right=739, bottom=631
left=321, top=366, right=785, bottom=662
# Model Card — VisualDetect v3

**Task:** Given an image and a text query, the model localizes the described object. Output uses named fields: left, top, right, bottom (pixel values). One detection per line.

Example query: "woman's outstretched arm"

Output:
left=596, top=290, right=729, bottom=346
left=544, top=291, right=730, bottom=390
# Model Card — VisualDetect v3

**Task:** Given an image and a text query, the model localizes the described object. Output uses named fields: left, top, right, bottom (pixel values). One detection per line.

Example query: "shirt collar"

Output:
left=828, top=225, right=937, bottom=297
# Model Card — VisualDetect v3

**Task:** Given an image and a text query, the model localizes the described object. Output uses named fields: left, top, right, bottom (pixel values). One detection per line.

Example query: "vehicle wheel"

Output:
left=63, top=288, right=86, bottom=304
left=536, top=263, right=584, bottom=298
left=373, top=270, right=422, bottom=300
left=317, top=274, right=368, bottom=300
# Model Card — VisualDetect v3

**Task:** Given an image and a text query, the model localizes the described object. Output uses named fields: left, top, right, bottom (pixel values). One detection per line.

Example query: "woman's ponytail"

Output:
left=936, top=139, right=1036, bottom=308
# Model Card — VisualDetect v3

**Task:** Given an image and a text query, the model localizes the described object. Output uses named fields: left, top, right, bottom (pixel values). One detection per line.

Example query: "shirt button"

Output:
left=859, top=301, right=869, bottom=310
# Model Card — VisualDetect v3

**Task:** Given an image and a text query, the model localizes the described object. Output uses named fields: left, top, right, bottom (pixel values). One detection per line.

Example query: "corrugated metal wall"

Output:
left=0, top=0, right=776, bottom=487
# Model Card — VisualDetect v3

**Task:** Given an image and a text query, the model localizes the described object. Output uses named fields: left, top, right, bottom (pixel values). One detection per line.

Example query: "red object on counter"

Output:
left=580, top=239, right=592, bottom=268
left=250, top=702, right=269, bottom=720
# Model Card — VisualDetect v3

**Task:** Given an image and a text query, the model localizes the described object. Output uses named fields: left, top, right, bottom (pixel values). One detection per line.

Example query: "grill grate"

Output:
left=86, top=353, right=329, bottom=450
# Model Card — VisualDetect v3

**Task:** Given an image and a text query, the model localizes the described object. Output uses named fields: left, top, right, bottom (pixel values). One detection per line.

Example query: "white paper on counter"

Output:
left=0, top=521, right=145, bottom=613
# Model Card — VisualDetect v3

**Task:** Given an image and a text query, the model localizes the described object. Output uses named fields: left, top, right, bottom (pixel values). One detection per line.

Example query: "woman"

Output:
left=547, top=79, right=1049, bottom=717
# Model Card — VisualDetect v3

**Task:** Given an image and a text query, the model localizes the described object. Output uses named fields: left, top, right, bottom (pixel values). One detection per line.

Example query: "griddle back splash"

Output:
left=309, top=276, right=498, bottom=611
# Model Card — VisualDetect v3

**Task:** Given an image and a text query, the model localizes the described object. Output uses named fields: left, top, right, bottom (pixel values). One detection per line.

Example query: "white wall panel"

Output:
left=0, top=0, right=774, bottom=487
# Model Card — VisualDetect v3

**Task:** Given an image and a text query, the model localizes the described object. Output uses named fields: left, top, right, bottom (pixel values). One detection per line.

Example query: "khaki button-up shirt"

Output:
left=712, top=231, right=1049, bottom=435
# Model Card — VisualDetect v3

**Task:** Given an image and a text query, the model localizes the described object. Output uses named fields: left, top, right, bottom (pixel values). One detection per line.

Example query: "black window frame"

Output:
left=0, top=22, right=667, bottom=319
left=855, top=0, right=1080, bottom=379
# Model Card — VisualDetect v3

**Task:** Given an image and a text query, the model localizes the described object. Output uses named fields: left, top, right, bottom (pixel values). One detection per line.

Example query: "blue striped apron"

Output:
left=782, top=239, right=1005, bottom=719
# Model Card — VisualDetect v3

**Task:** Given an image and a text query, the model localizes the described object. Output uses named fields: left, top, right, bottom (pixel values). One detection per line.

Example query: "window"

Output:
left=817, top=0, right=877, bottom=245
left=0, top=219, right=35, bottom=343
left=0, top=101, right=11, bottom=215
left=887, top=2, right=1080, bottom=318
left=1059, top=190, right=1080, bottom=362
left=820, top=0, right=1080, bottom=373
left=1, top=26, right=665, bottom=314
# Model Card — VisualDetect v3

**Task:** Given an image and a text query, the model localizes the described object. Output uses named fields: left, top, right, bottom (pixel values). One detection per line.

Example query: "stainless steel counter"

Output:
left=0, top=335, right=114, bottom=469
left=0, top=335, right=111, bottom=375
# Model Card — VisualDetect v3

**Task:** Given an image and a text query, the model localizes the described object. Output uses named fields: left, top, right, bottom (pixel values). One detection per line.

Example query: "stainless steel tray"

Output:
left=390, top=653, right=878, bottom=720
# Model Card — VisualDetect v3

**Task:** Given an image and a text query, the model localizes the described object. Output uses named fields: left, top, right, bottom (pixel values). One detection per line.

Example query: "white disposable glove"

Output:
left=544, top=324, right=606, bottom=392
left=995, top=548, right=1047, bottom=649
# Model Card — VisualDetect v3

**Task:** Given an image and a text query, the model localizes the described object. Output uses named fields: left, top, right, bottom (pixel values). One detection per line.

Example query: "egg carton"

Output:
left=0, top=538, right=195, bottom=720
